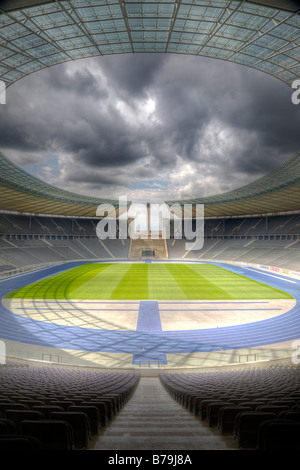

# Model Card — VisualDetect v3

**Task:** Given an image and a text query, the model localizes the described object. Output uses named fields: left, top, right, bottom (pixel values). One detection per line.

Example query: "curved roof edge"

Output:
left=1, top=149, right=300, bottom=219
left=0, top=0, right=299, bottom=89
left=165, top=151, right=300, bottom=217
left=1, top=0, right=299, bottom=14
left=0, top=151, right=129, bottom=217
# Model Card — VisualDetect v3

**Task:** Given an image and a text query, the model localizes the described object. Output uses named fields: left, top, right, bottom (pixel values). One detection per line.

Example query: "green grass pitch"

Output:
left=5, top=263, right=293, bottom=301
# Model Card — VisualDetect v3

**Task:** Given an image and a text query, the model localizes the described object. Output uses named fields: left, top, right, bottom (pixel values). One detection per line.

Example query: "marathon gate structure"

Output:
left=96, top=198, right=205, bottom=251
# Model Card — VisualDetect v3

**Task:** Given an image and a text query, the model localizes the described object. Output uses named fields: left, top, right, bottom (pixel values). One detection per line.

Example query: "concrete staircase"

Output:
left=91, top=377, right=235, bottom=450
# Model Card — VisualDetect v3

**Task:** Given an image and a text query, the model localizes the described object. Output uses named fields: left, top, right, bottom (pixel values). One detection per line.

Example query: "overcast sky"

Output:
left=1, top=53, right=299, bottom=204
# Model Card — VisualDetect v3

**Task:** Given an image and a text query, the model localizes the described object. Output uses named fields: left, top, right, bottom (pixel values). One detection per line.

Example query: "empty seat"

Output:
left=0, top=435, right=43, bottom=450
left=0, top=403, right=29, bottom=413
left=35, top=396, right=59, bottom=405
left=230, top=398, right=252, bottom=405
left=257, top=419, right=300, bottom=450
left=193, top=395, right=221, bottom=416
left=97, top=397, right=117, bottom=419
left=0, top=418, right=17, bottom=435
left=4, top=410, right=45, bottom=432
left=234, top=412, right=277, bottom=449
left=268, top=399, right=298, bottom=407
left=255, top=404, right=290, bottom=415
left=278, top=410, right=300, bottom=422
left=68, top=406, right=101, bottom=435
left=20, top=420, right=74, bottom=450
left=50, top=411, right=91, bottom=449
left=98, top=395, right=119, bottom=414
left=0, top=421, right=8, bottom=435
left=18, top=399, right=46, bottom=408
left=32, top=405, right=64, bottom=418
left=199, top=400, right=224, bottom=421
left=64, top=398, right=83, bottom=406
left=80, top=401, right=109, bottom=425
left=217, top=406, right=252, bottom=435
left=186, top=394, right=205, bottom=413
left=206, top=402, right=231, bottom=426
left=49, top=400, right=75, bottom=411
left=239, top=401, right=266, bottom=410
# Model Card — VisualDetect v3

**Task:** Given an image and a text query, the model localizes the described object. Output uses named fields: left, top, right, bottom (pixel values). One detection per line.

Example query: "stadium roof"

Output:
left=0, top=0, right=299, bottom=219
left=0, top=151, right=125, bottom=217
left=1, top=149, right=300, bottom=218
left=0, top=1, right=299, bottom=88
left=166, top=151, right=300, bottom=217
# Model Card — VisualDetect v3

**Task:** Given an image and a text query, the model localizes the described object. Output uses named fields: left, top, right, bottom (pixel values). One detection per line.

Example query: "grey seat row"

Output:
left=0, top=365, right=140, bottom=450
left=159, top=364, right=300, bottom=450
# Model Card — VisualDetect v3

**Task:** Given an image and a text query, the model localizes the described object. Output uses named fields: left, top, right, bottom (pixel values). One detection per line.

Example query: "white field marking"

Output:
left=158, top=299, right=296, bottom=331
left=3, top=298, right=296, bottom=332
left=3, top=298, right=139, bottom=331
left=243, top=266, right=297, bottom=284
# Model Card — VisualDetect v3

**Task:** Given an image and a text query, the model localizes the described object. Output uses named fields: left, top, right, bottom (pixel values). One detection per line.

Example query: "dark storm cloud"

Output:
left=209, top=65, right=300, bottom=175
left=43, top=62, right=107, bottom=98
left=61, top=164, right=129, bottom=187
left=0, top=53, right=299, bottom=201
left=98, top=53, right=166, bottom=99
left=3, top=62, right=148, bottom=170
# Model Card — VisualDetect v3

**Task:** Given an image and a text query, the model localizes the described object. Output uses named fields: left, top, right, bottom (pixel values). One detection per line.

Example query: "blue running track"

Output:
left=133, top=300, right=167, bottom=364
left=0, top=261, right=300, bottom=365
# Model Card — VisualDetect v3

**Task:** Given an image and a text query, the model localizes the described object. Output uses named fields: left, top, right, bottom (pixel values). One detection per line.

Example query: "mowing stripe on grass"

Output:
left=70, top=263, right=132, bottom=300
left=188, top=264, right=292, bottom=300
left=166, top=263, right=230, bottom=300
left=111, top=263, right=149, bottom=300
left=147, top=263, right=186, bottom=300
left=5, top=263, right=109, bottom=300
left=4, top=262, right=293, bottom=301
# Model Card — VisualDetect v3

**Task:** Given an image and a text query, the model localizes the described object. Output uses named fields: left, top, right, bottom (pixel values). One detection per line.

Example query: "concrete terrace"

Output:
left=91, top=376, right=235, bottom=451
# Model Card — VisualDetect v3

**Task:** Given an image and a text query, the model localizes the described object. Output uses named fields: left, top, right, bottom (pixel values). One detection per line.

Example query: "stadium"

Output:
left=0, top=0, right=300, bottom=452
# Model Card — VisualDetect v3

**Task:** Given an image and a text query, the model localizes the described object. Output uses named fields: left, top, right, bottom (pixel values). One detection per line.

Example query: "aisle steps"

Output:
left=92, top=377, right=235, bottom=451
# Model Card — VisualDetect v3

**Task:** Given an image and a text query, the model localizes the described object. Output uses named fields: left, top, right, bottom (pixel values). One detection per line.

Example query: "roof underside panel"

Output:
left=0, top=0, right=299, bottom=88
left=0, top=152, right=124, bottom=217
left=166, top=151, right=300, bottom=217
left=0, top=1, right=299, bottom=218
left=1, top=149, right=299, bottom=218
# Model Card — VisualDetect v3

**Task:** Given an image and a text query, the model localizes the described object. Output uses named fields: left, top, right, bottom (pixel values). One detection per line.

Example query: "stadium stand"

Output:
left=0, top=363, right=140, bottom=450
left=0, top=149, right=299, bottom=452
left=1, top=212, right=299, bottom=273
left=159, top=360, right=300, bottom=450
left=1, top=359, right=299, bottom=450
